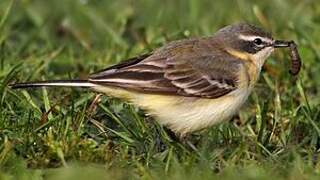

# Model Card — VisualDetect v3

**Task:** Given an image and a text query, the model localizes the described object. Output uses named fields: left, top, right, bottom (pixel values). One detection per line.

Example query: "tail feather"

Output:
left=10, top=80, right=96, bottom=89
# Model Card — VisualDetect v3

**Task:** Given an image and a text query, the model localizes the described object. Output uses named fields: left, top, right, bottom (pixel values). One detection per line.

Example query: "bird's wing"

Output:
left=89, top=39, right=241, bottom=98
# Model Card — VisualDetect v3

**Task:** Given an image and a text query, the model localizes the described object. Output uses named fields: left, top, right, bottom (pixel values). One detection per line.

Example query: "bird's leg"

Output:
left=230, top=113, right=242, bottom=126
left=87, top=94, right=102, bottom=116
left=145, top=117, right=173, bottom=152
left=146, top=118, right=200, bottom=152
left=164, top=127, right=198, bottom=151
left=163, top=127, right=180, bottom=142
left=178, top=133, right=200, bottom=151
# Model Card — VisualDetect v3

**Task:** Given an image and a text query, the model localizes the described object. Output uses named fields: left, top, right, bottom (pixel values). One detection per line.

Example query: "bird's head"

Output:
left=213, top=23, right=291, bottom=68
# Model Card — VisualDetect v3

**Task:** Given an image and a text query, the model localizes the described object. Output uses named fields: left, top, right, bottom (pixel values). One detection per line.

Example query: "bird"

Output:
left=10, top=23, right=293, bottom=137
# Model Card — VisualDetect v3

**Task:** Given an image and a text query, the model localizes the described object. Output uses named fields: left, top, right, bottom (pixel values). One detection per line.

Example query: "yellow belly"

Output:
left=92, top=85, right=250, bottom=135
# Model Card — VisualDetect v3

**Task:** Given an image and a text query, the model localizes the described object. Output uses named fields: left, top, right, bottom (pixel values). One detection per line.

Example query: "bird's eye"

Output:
left=253, top=38, right=263, bottom=45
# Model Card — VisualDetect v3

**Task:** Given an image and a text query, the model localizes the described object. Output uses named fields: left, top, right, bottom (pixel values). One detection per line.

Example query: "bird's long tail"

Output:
left=10, top=80, right=96, bottom=89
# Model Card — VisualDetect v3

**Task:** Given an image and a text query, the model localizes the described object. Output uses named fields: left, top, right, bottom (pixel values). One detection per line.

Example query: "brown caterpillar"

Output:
left=288, top=41, right=301, bottom=75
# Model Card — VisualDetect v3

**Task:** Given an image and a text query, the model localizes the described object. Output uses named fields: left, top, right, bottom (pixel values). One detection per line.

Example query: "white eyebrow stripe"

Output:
left=238, top=34, right=273, bottom=44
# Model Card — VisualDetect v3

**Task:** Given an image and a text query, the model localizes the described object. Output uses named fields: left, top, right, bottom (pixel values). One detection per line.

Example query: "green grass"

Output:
left=1, top=0, right=320, bottom=179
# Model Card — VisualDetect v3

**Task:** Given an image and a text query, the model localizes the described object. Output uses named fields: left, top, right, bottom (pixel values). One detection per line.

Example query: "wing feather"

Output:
left=89, top=39, right=241, bottom=98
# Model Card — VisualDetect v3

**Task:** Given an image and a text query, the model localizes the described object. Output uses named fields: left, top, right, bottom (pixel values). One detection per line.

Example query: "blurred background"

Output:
left=0, top=0, right=320, bottom=179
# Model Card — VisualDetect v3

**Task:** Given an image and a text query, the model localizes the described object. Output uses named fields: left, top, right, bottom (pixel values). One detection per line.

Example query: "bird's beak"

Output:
left=273, top=40, right=291, bottom=48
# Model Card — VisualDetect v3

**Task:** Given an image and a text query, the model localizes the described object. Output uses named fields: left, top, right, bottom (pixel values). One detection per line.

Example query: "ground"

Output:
left=1, top=0, right=320, bottom=179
